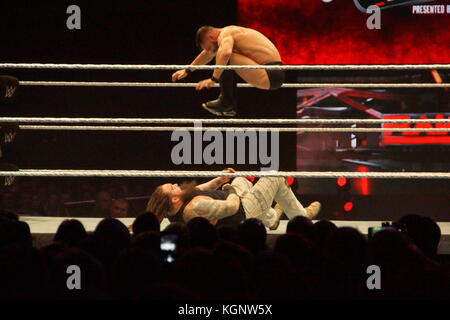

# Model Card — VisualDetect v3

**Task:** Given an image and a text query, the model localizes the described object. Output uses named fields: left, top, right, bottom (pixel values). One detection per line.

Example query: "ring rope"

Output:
left=1, top=170, right=449, bottom=179
left=1, top=117, right=449, bottom=124
left=19, top=125, right=450, bottom=133
left=2, top=63, right=450, bottom=70
left=19, top=81, right=449, bottom=88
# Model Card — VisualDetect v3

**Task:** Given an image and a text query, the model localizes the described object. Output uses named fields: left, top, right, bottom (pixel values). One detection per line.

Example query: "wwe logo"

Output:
left=5, top=86, right=16, bottom=98
left=4, top=133, right=16, bottom=143
left=4, top=176, right=15, bottom=186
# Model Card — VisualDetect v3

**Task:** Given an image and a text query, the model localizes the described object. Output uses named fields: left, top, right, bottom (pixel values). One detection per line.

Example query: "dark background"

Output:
left=1, top=1, right=449, bottom=221
left=0, top=0, right=298, bottom=216
left=1, top=0, right=297, bottom=169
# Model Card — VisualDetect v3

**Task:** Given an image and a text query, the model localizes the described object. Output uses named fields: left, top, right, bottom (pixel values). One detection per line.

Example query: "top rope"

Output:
left=1, top=169, right=449, bottom=179
left=1, top=63, right=450, bottom=70
left=0, top=117, right=449, bottom=124
left=19, top=81, right=450, bottom=88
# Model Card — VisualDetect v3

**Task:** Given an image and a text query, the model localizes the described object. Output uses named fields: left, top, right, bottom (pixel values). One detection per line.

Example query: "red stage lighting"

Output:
left=343, top=201, right=353, bottom=212
left=286, top=177, right=294, bottom=186
left=356, top=166, right=370, bottom=196
left=337, top=177, right=347, bottom=187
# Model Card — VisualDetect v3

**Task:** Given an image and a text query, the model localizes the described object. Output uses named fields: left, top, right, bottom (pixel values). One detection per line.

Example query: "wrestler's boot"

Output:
left=202, top=70, right=237, bottom=116
left=270, top=177, right=321, bottom=220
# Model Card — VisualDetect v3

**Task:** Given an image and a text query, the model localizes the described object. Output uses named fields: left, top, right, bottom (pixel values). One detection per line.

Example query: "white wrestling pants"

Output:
left=231, top=177, right=307, bottom=228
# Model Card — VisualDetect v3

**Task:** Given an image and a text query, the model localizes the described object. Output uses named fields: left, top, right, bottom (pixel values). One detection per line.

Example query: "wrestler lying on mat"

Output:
left=146, top=168, right=321, bottom=230
left=171, top=25, right=285, bottom=117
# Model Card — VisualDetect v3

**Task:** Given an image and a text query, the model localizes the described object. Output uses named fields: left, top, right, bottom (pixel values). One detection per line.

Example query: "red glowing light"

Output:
left=246, top=177, right=255, bottom=182
left=286, top=177, right=294, bottom=186
left=343, top=202, right=353, bottom=212
left=356, top=166, right=370, bottom=196
left=337, top=177, right=347, bottom=187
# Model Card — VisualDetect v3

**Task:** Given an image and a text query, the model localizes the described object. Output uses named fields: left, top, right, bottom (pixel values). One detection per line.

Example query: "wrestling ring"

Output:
left=1, top=62, right=450, bottom=250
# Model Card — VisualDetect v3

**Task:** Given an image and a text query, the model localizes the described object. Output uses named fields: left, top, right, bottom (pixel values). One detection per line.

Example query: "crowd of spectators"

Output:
left=0, top=208, right=449, bottom=300
left=0, top=179, right=149, bottom=217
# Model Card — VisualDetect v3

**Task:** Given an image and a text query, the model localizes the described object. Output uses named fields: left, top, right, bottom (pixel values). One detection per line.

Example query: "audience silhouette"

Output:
left=0, top=209, right=449, bottom=300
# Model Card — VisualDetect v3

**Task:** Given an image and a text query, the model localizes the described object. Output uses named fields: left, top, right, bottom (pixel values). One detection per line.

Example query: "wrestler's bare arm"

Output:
left=172, top=49, right=217, bottom=82
left=196, top=177, right=223, bottom=191
left=211, top=32, right=234, bottom=79
left=189, top=49, right=216, bottom=68
left=223, top=26, right=281, bottom=64
left=196, top=168, right=235, bottom=191
left=183, top=194, right=240, bottom=222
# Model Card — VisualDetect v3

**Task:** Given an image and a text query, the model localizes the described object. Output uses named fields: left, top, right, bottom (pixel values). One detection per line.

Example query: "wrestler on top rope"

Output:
left=171, top=25, right=285, bottom=116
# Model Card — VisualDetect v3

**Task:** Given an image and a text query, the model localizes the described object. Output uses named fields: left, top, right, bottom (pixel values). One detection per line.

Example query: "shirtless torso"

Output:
left=217, top=25, right=281, bottom=64
left=171, top=25, right=284, bottom=113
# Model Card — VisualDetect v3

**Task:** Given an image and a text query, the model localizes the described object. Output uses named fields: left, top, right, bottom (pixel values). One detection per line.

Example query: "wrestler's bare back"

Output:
left=218, top=26, right=281, bottom=64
